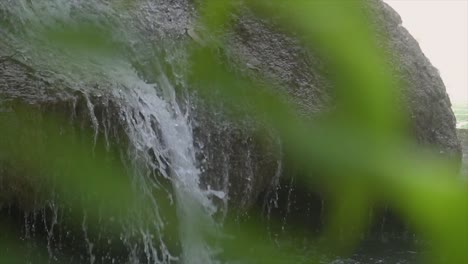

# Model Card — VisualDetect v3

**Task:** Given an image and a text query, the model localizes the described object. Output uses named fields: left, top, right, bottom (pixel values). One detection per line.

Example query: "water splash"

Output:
left=113, top=64, right=222, bottom=263
left=0, top=1, right=222, bottom=263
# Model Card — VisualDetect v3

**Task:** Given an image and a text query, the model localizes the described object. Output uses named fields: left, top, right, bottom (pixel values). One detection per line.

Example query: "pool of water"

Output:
left=454, top=103, right=468, bottom=177
left=453, top=103, right=468, bottom=129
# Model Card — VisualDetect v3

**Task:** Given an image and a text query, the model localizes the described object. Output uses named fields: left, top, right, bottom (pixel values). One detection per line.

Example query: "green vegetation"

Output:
left=0, top=0, right=467, bottom=263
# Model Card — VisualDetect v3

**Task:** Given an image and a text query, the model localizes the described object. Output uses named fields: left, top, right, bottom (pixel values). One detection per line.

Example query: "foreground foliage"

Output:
left=0, top=0, right=466, bottom=263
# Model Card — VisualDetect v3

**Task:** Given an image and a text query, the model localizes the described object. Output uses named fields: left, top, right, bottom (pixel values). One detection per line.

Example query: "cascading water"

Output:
left=114, top=65, right=223, bottom=263
left=0, top=0, right=225, bottom=263
left=1, top=1, right=456, bottom=264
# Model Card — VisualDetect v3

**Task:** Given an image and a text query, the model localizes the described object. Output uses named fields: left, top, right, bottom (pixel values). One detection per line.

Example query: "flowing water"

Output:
left=109, top=65, right=222, bottom=263
left=0, top=1, right=439, bottom=263
left=0, top=0, right=223, bottom=263
left=454, top=103, right=468, bottom=129
left=454, top=103, right=468, bottom=178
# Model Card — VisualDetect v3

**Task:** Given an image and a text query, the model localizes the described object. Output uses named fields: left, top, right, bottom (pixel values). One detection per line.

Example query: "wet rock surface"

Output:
left=0, top=0, right=461, bottom=211
left=373, top=1, right=461, bottom=160
left=197, top=0, right=461, bottom=212
left=0, top=0, right=463, bottom=262
left=228, top=0, right=460, bottom=158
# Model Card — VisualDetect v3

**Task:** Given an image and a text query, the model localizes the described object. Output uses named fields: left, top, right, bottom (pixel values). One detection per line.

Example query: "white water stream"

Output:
left=114, top=65, right=223, bottom=263
left=0, top=1, right=223, bottom=263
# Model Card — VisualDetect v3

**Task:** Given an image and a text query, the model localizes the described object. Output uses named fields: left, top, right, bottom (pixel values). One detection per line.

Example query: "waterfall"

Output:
left=0, top=0, right=224, bottom=263
left=113, top=65, right=222, bottom=263
left=2, top=1, right=461, bottom=263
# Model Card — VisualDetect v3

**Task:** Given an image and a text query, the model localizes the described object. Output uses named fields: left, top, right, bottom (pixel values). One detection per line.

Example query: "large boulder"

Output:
left=229, top=0, right=461, bottom=157
left=0, top=0, right=462, bottom=261
left=0, top=0, right=461, bottom=214
left=198, top=0, right=461, bottom=212
left=370, top=1, right=461, bottom=159
left=1, top=0, right=460, bottom=213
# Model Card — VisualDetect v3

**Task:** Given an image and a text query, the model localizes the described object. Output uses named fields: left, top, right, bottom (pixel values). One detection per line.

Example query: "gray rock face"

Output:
left=226, top=0, right=460, bottom=158
left=1, top=0, right=461, bottom=211
left=0, top=0, right=462, bottom=262
left=0, top=0, right=461, bottom=221
left=372, top=1, right=461, bottom=159
left=198, top=0, right=461, bottom=210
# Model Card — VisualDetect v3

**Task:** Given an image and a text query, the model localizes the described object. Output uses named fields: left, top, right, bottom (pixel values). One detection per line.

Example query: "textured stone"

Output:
left=0, top=0, right=461, bottom=213
left=195, top=0, right=462, bottom=211
left=225, top=0, right=461, bottom=159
